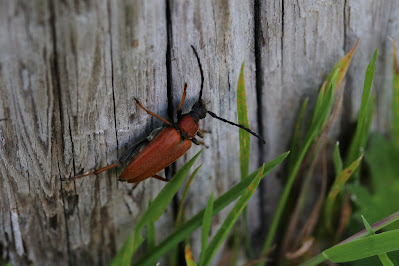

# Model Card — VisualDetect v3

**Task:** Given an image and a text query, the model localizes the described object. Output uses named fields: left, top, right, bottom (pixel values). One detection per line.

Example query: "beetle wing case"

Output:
left=119, top=127, right=192, bottom=183
left=134, top=127, right=164, bottom=156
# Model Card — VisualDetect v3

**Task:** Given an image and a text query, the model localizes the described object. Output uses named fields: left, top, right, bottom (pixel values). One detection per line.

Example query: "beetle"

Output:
left=64, top=46, right=265, bottom=183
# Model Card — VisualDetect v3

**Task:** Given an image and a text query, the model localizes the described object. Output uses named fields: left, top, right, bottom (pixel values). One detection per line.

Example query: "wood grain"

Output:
left=0, top=0, right=398, bottom=265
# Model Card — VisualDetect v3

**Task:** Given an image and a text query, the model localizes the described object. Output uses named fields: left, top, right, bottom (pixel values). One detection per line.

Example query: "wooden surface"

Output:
left=0, top=0, right=398, bottom=265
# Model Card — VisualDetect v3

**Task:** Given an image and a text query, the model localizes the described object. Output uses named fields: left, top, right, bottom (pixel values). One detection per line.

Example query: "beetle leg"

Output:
left=62, top=162, right=120, bottom=181
left=191, top=138, right=208, bottom=147
left=191, top=138, right=200, bottom=145
left=196, top=129, right=210, bottom=138
left=198, top=140, right=207, bottom=146
left=177, top=83, right=187, bottom=120
left=132, top=182, right=140, bottom=190
left=197, top=140, right=208, bottom=148
left=164, top=165, right=172, bottom=181
left=151, top=175, right=168, bottom=182
left=134, top=98, right=172, bottom=125
left=63, top=138, right=148, bottom=182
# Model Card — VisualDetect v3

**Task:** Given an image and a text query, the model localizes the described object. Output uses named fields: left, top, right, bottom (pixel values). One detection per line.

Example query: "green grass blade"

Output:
left=346, top=49, right=378, bottom=167
left=313, top=75, right=337, bottom=133
left=360, top=94, right=375, bottom=149
left=111, top=231, right=134, bottom=266
left=135, top=152, right=289, bottom=265
left=391, top=39, right=399, bottom=146
left=231, top=226, right=240, bottom=266
left=361, top=216, right=394, bottom=266
left=310, top=39, right=359, bottom=127
left=138, top=150, right=202, bottom=225
left=311, top=82, right=327, bottom=126
left=111, top=150, right=203, bottom=266
left=333, top=142, right=343, bottom=175
left=261, top=134, right=317, bottom=257
left=299, top=253, right=326, bottom=266
left=237, top=62, right=250, bottom=180
left=288, top=98, right=309, bottom=173
left=170, top=165, right=202, bottom=265
left=306, top=71, right=337, bottom=143
left=262, top=44, right=359, bottom=258
left=146, top=201, right=156, bottom=252
left=302, top=212, right=399, bottom=266
left=325, top=39, right=359, bottom=94
left=202, top=164, right=265, bottom=266
left=236, top=62, right=255, bottom=260
left=359, top=50, right=378, bottom=123
left=262, top=81, right=337, bottom=258
left=324, top=155, right=363, bottom=230
left=176, top=165, right=202, bottom=227
left=341, top=211, right=399, bottom=245
left=361, top=215, right=374, bottom=235
left=199, top=193, right=214, bottom=265
left=323, top=229, right=399, bottom=263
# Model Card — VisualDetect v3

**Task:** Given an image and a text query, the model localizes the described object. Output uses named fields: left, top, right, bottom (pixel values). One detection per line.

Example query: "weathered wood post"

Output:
left=0, top=0, right=397, bottom=265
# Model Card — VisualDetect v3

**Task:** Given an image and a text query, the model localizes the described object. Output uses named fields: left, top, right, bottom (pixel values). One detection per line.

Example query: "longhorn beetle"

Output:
left=64, top=46, right=265, bottom=183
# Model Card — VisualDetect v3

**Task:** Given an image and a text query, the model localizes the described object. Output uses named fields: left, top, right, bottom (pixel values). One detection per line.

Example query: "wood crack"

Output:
left=254, top=0, right=266, bottom=242
left=58, top=161, right=72, bottom=266
left=343, top=0, right=347, bottom=50
left=165, top=1, right=185, bottom=264
left=107, top=0, right=119, bottom=162
left=165, top=0, right=174, bottom=122
left=49, top=1, right=72, bottom=265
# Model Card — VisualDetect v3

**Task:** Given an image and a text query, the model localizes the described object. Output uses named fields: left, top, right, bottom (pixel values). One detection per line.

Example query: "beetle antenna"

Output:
left=207, top=111, right=266, bottom=144
left=191, top=45, right=204, bottom=101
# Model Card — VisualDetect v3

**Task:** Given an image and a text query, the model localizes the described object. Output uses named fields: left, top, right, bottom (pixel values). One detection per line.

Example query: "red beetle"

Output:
left=65, top=46, right=265, bottom=183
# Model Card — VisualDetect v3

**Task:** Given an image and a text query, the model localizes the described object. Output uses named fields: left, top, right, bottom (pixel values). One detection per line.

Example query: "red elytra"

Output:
left=65, top=46, right=265, bottom=184
left=120, top=126, right=192, bottom=183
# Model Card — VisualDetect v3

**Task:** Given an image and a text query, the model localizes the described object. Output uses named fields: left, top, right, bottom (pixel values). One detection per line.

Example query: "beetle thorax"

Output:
left=178, top=115, right=199, bottom=138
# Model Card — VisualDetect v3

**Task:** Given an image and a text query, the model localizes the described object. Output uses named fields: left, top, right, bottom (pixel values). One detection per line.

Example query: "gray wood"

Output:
left=169, top=0, right=259, bottom=261
left=0, top=0, right=398, bottom=265
left=0, top=0, right=171, bottom=265
left=258, top=0, right=346, bottom=242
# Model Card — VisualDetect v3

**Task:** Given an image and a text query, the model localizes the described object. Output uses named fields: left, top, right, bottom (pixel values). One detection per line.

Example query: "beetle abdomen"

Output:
left=120, top=127, right=192, bottom=183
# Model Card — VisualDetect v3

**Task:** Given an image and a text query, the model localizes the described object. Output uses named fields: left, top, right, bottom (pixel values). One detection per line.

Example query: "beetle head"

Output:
left=189, top=45, right=266, bottom=144
left=189, top=99, right=207, bottom=122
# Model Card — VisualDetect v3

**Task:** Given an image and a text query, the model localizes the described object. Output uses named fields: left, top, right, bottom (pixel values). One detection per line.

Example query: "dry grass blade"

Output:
left=298, top=81, right=346, bottom=179
left=243, top=245, right=276, bottom=266
left=296, top=150, right=328, bottom=244
left=281, top=83, right=345, bottom=256
left=185, top=244, right=197, bottom=266
left=298, top=82, right=345, bottom=240
left=285, top=238, right=315, bottom=259
left=336, top=195, right=352, bottom=241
